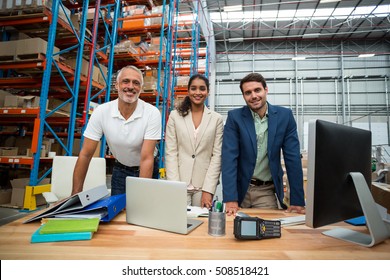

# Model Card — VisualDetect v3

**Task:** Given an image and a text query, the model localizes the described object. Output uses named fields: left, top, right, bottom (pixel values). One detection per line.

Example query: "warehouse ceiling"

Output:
left=179, top=0, right=390, bottom=52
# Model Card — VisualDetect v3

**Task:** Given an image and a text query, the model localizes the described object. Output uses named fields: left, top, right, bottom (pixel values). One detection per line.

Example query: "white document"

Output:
left=54, top=208, right=108, bottom=219
left=275, top=215, right=306, bottom=227
left=186, top=206, right=209, bottom=218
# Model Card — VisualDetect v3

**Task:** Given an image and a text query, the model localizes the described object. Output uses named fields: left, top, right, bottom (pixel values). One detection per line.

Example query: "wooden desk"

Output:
left=0, top=209, right=389, bottom=260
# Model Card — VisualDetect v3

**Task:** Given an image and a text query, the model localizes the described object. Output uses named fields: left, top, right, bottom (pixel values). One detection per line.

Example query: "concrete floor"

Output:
left=0, top=207, right=31, bottom=226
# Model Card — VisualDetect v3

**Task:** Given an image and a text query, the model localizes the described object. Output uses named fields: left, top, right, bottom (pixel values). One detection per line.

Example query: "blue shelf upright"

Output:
left=156, top=0, right=177, bottom=178
left=80, top=0, right=122, bottom=157
left=30, top=0, right=90, bottom=186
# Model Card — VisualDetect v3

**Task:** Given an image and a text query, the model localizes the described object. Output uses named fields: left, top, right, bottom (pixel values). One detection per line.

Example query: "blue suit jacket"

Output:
left=221, top=102, right=305, bottom=208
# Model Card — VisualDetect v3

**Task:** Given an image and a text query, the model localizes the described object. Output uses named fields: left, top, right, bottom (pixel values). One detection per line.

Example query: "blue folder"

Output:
left=31, top=225, right=93, bottom=243
left=344, top=216, right=366, bottom=226
left=53, top=194, right=126, bottom=222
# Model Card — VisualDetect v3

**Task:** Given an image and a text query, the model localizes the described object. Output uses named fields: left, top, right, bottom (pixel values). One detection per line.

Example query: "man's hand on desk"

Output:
left=226, top=201, right=239, bottom=216
left=285, top=205, right=306, bottom=214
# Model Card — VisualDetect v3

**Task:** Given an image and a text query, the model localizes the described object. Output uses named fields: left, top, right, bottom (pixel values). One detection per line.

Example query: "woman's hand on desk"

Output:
left=201, top=191, right=213, bottom=210
left=285, top=205, right=306, bottom=214
left=226, top=201, right=239, bottom=216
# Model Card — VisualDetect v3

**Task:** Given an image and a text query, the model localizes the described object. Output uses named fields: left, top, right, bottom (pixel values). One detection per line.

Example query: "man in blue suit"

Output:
left=222, top=73, right=305, bottom=216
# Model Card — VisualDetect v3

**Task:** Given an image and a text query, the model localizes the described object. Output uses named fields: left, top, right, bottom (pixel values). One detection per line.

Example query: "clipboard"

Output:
left=54, top=194, right=126, bottom=222
left=24, top=185, right=109, bottom=223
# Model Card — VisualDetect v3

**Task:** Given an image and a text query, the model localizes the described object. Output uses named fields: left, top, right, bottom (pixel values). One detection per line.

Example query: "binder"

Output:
left=39, top=218, right=100, bottom=234
left=53, top=194, right=126, bottom=222
left=31, top=226, right=93, bottom=243
left=24, top=185, right=109, bottom=223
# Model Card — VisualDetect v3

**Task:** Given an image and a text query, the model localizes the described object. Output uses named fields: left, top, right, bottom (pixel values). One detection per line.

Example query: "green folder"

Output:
left=39, top=218, right=100, bottom=234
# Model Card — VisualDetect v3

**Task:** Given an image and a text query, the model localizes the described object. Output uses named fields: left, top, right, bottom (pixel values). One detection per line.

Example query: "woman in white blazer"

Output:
left=165, top=74, right=224, bottom=208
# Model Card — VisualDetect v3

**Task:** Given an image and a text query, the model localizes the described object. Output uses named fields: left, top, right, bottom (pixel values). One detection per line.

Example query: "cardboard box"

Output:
left=122, top=18, right=146, bottom=29
left=371, top=182, right=390, bottom=213
left=123, top=5, right=146, bottom=16
left=4, top=95, right=47, bottom=109
left=15, top=38, right=60, bottom=60
left=70, top=13, right=80, bottom=31
left=0, top=189, right=12, bottom=205
left=0, top=147, right=18, bottom=156
left=66, top=58, right=87, bottom=76
left=0, top=126, right=18, bottom=133
left=71, top=138, right=101, bottom=157
left=92, top=65, right=100, bottom=82
left=128, top=36, right=142, bottom=44
left=176, top=76, right=190, bottom=87
left=14, top=136, right=32, bottom=156
left=0, top=90, right=12, bottom=107
left=143, top=76, right=157, bottom=91
left=48, top=98, right=72, bottom=113
left=97, top=64, right=108, bottom=85
left=22, top=96, right=41, bottom=108
left=4, top=95, right=24, bottom=107
left=87, top=7, right=106, bottom=20
left=0, top=41, right=15, bottom=59
left=10, top=178, right=50, bottom=208
left=66, top=58, right=89, bottom=77
left=50, top=141, right=65, bottom=156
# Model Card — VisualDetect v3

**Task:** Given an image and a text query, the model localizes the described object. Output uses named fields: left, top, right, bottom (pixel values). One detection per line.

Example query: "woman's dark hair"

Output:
left=239, top=73, right=267, bottom=94
left=177, top=74, right=210, bottom=117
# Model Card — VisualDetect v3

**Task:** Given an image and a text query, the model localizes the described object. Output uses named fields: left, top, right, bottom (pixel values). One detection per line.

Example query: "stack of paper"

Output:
left=275, top=215, right=306, bottom=227
left=31, top=218, right=100, bottom=243
left=187, top=206, right=209, bottom=218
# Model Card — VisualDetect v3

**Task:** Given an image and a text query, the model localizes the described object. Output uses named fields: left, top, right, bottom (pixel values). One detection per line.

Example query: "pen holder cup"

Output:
left=208, top=211, right=226, bottom=237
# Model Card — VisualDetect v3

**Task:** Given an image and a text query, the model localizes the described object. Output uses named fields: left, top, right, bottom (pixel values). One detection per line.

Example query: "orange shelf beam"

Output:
left=0, top=60, right=46, bottom=70
left=0, top=156, right=52, bottom=165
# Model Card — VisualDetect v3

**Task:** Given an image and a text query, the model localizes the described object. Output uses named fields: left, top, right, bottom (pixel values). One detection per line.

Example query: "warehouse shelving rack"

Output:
left=169, top=0, right=208, bottom=109
left=0, top=0, right=209, bottom=206
left=79, top=0, right=121, bottom=157
left=0, top=1, right=94, bottom=190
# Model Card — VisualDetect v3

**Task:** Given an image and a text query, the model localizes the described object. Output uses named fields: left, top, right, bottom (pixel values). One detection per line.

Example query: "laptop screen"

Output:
left=125, top=177, right=193, bottom=234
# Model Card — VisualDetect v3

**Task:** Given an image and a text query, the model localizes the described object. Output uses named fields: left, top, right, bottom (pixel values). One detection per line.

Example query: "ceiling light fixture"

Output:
left=292, top=57, right=306, bottom=60
left=320, top=0, right=341, bottom=3
left=224, top=5, right=242, bottom=12
left=228, top=37, right=244, bottom=42
left=303, top=33, right=321, bottom=38
left=358, top=54, right=375, bottom=58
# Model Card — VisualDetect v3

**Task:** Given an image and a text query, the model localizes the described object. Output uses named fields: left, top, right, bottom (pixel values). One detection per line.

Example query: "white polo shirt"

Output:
left=84, top=98, right=161, bottom=167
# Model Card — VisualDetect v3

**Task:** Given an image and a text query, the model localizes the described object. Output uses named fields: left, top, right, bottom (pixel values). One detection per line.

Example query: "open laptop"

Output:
left=125, top=177, right=203, bottom=234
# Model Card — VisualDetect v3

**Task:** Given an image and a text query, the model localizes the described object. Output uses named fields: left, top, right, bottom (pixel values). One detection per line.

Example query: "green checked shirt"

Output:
left=251, top=109, right=272, bottom=182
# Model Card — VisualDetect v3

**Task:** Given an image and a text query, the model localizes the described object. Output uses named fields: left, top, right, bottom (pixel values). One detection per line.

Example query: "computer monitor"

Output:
left=305, top=119, right=390, bottom=247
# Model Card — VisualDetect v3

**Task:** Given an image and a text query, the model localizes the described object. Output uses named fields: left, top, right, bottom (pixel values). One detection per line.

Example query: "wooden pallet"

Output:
left=0, top=55, right=15, bottom=62
left=15, top=53, right=46, bottom=61
left=0, top=7, right=45, bottom=17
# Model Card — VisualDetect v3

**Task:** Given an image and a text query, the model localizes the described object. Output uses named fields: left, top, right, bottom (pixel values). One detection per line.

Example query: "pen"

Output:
left=212, top=196, right=223, bottom=212
left=215, top=201, right=223, bottom=212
